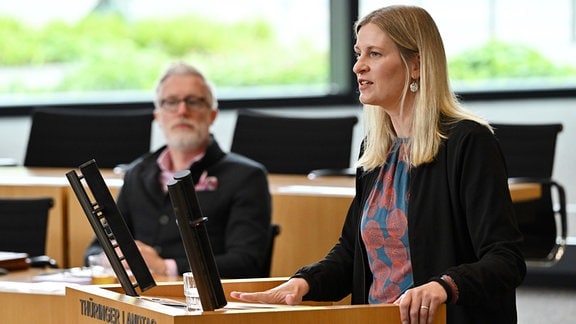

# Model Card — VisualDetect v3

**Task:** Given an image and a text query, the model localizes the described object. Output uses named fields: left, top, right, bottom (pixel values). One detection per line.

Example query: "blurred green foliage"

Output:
left=0, top=13, right=574, bottom=94
left=0, top=13, right=326, bottom=93
left=449, top=40, right=576, bottom=80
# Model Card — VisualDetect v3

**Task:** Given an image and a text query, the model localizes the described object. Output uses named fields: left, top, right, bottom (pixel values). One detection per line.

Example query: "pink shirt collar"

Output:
left=157, top=148, right=205, bottom=192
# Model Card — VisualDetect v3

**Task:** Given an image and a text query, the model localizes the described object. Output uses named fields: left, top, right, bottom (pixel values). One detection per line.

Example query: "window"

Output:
left=360, top=0, right=576, bottom=98
left=1, top=1, right=575, bottom=114
left=0, top=0, right=357, bottom=112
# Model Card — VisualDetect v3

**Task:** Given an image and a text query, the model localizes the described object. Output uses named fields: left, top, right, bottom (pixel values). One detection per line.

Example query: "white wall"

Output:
left=2, top=98, right=575, bottom=235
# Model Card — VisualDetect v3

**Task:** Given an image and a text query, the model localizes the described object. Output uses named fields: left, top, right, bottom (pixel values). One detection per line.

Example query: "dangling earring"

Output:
left=410, top=80, right=419, bottom=93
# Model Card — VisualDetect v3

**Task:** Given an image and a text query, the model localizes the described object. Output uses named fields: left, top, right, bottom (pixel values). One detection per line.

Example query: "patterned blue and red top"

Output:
left=360, top=138, right=413, bottom=303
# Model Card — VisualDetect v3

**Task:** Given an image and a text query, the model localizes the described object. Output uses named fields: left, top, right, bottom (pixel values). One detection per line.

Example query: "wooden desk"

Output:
left=0, top=167, right=541, bottom=273
left=1, top=269, right=445, bottom=324
left=0, top=268, right=66, bottom=324
left=0, top=268, right=181, bottom=324
left=65, top=281, right=446, bottom=324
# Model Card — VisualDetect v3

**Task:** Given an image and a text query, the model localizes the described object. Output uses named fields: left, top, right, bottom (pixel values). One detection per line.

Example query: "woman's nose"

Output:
left=352, top=58, right=366, bottom=74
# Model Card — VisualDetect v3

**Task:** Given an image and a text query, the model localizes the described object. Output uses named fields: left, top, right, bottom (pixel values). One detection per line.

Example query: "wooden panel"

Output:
left=271, top=194, right=351, bottom=276
left=0, top=268, right=65, bottom=324
left=508, top=182, right=542, bottom=203
left=0, top=290, right=65, bottom=324
left=66, top=185, right=121, bottom=268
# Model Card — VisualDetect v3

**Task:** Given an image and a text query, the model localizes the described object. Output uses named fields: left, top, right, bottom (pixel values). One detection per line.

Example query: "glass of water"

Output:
left=88, top=253, right=116, bottom=284
left=183, top=272, right=202, bottom=311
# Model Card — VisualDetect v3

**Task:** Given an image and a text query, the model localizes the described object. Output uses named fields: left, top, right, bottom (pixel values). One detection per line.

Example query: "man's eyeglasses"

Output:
left=159, top=96, right=211, bottom=113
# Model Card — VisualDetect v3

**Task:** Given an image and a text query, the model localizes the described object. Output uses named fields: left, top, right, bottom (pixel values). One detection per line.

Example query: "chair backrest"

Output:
left=492, top=123, right=562, bottom=178
left=0, top=197, right=54, bottom=257
left=492, top=123, right=566, bottom=266
left=231, top=109, right=358, bottom=174
left=24, top=107, right=154, bottom=168
left=262, top=223, right=281, bottom=277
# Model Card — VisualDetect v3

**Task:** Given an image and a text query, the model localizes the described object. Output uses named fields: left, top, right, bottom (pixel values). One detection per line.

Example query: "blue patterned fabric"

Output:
left=361, top=138, right=413, bottom=303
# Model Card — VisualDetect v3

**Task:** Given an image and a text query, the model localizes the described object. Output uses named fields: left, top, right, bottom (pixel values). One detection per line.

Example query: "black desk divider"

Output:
left=167, top=170, right=227, bottom=311
left=66, top=159, right=156, bottom=296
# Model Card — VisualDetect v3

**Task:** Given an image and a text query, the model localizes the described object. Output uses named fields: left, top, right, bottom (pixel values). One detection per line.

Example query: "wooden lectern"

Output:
left=65, top=278, right=446, bottom=324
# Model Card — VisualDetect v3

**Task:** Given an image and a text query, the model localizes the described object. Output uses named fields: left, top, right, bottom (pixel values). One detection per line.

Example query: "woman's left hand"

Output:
left=393, top=281, right=447, bottom=324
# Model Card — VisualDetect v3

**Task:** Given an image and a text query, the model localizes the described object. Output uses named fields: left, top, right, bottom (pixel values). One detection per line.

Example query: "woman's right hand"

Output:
left=230, top=277, right=310, bottom=305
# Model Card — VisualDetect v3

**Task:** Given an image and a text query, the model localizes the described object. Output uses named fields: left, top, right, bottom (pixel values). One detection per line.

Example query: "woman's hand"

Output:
left=230, top=277, right=310, bottom=305
left=394, top=281, right=447, bottom=324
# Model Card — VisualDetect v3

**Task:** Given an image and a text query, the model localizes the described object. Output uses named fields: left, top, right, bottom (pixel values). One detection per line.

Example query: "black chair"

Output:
left=24, top=107, right=154, bottom=169
left=231, top=109, right=358, bottom=175
left=0, top=197, right=58, bottom=268
left=262, top=223, right=281, bottom=277
left=492, top=123, right=566, bottom=267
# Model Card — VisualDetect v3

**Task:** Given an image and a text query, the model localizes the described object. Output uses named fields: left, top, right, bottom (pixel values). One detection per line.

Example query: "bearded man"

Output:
left=85, top=62, right=271, bottom=279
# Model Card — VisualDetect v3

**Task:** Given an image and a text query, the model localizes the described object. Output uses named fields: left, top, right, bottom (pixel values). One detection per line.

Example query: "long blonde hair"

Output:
left=355, top=5, right=490, bottom=171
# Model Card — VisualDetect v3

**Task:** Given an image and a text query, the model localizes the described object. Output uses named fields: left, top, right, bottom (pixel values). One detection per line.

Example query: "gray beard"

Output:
left=166, top=133, right=207, bottom=151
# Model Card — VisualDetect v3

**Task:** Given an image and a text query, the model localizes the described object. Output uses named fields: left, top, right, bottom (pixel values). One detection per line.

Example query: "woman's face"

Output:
left=353, top=23, right=413, bottom=112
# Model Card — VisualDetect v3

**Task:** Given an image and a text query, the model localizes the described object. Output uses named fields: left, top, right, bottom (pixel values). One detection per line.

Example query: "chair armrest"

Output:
left=307, top=168, right=356, bottom=179
left=509, top=177, right=568, bottom=241
left=28, top=255, right=58, bottom=268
